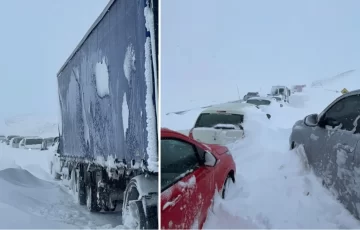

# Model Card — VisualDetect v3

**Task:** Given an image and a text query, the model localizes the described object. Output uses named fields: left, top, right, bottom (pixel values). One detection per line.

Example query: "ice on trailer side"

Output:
left=144, top=37, right=158, bottom=173
left=95, top=57, right=110, bottom=97
left=122, top=93, right=129, bottom=137
left=123, top=44, right=136, bottom=83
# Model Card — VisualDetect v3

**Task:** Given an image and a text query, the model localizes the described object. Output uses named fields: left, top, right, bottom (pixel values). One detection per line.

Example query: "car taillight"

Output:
left=189, top=128, right=194, bottom=139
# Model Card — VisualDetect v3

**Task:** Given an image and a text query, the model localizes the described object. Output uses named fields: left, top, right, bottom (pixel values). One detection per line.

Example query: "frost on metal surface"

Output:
left=123, top=44, right=136, bottom=83
left=122, top=93, right=129, bottom=137
left=95, top=57, right=110, bottom=97
left=178, top=175, right=196, bottom=189
left=144, top=2, right=158, bottom=112
left=144, top=37, right=158, bottom=173
left=310, top=133, right=319, bottom=141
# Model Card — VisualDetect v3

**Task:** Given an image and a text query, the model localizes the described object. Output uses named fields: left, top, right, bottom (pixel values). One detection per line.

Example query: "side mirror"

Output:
left=204, top=151, right=217, bottom=167
left=304, top=113, right=318, bottom=127
left=266, top=114, right=271, bottom=119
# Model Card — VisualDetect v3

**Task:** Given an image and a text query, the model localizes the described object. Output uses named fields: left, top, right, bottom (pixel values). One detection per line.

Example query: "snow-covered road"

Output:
left=0, top=144, right=124, bottom=229
left=162, top=86, right=360, bottom=228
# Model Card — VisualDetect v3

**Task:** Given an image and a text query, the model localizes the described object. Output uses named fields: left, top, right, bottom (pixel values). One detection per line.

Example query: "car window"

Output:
left=324, top=95, right=360, bottom=132
left=161, top=138, right=200, bottom=191
left=195, top=113, right=244, bottom=128
left=247, top=99, right=271, bottom=106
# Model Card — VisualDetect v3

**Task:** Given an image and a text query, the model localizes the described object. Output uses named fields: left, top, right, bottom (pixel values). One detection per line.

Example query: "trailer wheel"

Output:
left=122, top=181, right=147, bottom=229
left=71, top=166, right=86, bottom=205
left=86, top=172, right=101, bottom=212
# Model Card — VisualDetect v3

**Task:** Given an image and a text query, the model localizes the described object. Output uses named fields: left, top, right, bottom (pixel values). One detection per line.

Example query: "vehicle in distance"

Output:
left=11, top=137, right=24, bottom=148
left=6, top=135, right=19, bottom=145
left=243, top=91, right=260, bottom=101
left=189, top=103, right=270, bottom=145
left=161, top=128, right=236, bottom=229
left=270, top=85, right=291, bottom=103
left=246, top=96, right=283, bottom=108
left=289, top=89, right=360, bottom=219
left=19, top=137, right=43, bottom=150
left=41, top=137, right=55, bottom=150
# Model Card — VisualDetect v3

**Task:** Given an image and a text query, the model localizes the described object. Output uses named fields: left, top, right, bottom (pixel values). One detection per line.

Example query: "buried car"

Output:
left=11, top=137, right=24, bottom=148
left=189, top=103, right=270, bottom=145
left=289, top=89, right=360, bottom=219
left=243, top=91, right=260, bottom=101
left=161, top=128, right=236, bottom=229
left=6, top=135, right=19, bottom=145
left=19, top=137, right=43, bottom=149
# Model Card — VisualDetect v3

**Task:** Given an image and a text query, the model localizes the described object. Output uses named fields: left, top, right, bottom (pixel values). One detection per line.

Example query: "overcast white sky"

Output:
left=162, top=0, right=360, bottom=112
left=0, top=0, right=108, bottom=118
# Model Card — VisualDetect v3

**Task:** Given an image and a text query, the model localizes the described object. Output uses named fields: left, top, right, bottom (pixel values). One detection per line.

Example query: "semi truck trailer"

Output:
left=50, top=0, right=158, bottom=228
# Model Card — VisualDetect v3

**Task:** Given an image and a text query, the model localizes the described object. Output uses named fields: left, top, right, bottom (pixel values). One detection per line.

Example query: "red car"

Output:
left=161, top=128, right=236, bottom=229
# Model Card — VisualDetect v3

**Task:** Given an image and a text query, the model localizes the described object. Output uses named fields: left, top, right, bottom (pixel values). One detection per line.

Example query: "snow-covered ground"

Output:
left=162, top=79, right=360, bottom=228
left=0, top=143, right=124, bottom=229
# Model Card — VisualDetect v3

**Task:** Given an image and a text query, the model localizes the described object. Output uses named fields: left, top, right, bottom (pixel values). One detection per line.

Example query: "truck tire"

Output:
left=122, top=180, right=157, bottom=229
left=86, top=171, right=101, bottom=212
left=72, top=165, right=86, bottom=205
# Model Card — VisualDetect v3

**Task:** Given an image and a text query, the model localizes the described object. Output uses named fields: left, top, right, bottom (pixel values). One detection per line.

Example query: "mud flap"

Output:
left=143, top=199, right=158, bottom=229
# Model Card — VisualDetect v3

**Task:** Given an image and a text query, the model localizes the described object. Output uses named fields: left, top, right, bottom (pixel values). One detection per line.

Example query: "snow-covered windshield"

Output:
left=25, top=139, right=43, bottom=145
left=194, top=113, right=244, bottom=128
left=246, top=99, right=271, bottom=106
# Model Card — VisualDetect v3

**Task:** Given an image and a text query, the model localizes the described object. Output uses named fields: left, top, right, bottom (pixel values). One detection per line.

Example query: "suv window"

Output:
left=161, top=138, right=199, bottom=191
left=195, top=113, right=244, bottom=128
left=247, top=99, right=271, bottom=106
left=324, top=95, right=360, bottom=132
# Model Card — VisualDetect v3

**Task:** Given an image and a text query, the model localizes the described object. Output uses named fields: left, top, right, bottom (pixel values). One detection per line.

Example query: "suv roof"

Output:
left=200, top=103, right=256, bottom=115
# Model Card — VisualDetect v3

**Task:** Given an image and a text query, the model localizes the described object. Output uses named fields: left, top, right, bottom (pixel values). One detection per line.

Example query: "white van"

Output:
left=19, top=137, right=44, bottom=150
left=189, top=103, right=269, bottom=145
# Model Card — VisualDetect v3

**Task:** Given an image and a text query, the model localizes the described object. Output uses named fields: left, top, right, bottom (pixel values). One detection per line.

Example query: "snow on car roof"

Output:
left=246, top=97, right=272, bottom=101
left=200, top=102, right=257, bottom=115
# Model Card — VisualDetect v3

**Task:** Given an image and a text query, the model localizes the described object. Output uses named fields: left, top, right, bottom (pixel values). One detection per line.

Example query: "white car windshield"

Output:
left=194, top=113, right=244, bottom=128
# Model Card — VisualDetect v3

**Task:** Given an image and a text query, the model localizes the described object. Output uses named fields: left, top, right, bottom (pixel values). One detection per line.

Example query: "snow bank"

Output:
left=203, top=116, right=360, bottom=228
left=95, top=56, right=110, bottom=97
left=0, top=144, right=124, bottom=228
left=162, top=109, right=202, bottom=131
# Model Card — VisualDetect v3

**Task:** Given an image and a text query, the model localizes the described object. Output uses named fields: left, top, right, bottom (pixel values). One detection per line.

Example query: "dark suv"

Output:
left=243, top=92, right=260, bottom=101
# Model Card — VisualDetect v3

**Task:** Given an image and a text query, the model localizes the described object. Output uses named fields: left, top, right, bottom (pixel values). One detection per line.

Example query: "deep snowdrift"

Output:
left=0, top=144, right=124, bottom=229
left=162, top=85, right=360, bottom=228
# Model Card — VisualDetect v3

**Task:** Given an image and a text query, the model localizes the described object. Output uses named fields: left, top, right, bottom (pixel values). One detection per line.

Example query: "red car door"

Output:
left=161, top=167, right=215, bottom=229
left=161, top=133, right=216, bottom=229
